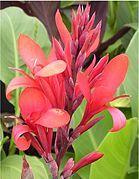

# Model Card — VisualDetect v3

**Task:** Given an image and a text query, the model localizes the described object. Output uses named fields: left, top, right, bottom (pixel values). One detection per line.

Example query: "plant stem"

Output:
left=43, top=153, right=58, bottom=179
left=8, top=108, right=20, bottom=155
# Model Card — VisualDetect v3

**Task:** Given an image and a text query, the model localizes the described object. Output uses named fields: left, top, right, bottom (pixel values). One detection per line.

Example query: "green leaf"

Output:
left=0, top=122, right=9, bottom=154
left=72, top=100, right=112, bottom=178
left=0, top=7, right=51, bottom=111
left=118, top=108, right=132, bottom=120
left=89, top=118, right=137, bottom=179
left=124, top=23, right=138, bottom=30
left=0, top=121, right=3, bottom=142
left=115, top=1, right=137, bottom=31
left=71, top=173, right=82, bottom=179
left=0, top=155, right=49, bottom=179
left=60, top=1, right=74, bottom=8
left=125, top=172, right=138, bottom=179
left=115, top=2, right=137, bottom=49
left=110, top=98, right=130, bottom=108
left=61, top=12, right=71, bottom=32
left=108, top=1, right=119, bottom=30
left=1, top=149, right=6, bottom=161
left=123, top=30, right=138, bottom=117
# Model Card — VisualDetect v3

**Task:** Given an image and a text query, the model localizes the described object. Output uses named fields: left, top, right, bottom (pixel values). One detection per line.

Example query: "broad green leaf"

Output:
left=106, top=1, right=137, bottom=52
left=89, top=118, right=137, bottom=179
left=123, top=30, right=138, bottom=117
left=115, top=1, right=137, bottom=31
left=0, top=155, right=49, bottom=179
left=1, top=149, right=6, bottom=161
left=72, top=100, right=112, bottom=178
left=115, top=1, right=137, bottom=49
left=0, top=7, right=51, bottom=110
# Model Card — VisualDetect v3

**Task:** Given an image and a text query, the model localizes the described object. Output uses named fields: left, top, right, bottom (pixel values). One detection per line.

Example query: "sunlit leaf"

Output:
left=89, top=118, right=137, bottom=179
left=0, top=155, right=49, bottom=179
left=124, top=30, right=138, bottom=117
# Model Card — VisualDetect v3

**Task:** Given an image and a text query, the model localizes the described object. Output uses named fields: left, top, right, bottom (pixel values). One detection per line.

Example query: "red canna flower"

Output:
left=6, top=4, right=129, bottom=179
left=12, top=87, right=70, bottom=151
left=6, top=34, right=70, bottom=155
left=76, top=54, right=128, bottom=132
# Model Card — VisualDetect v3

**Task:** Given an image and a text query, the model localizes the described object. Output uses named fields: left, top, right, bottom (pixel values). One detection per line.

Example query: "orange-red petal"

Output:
left=12, top=124, right=32, bottom=151
left=35, top=108, right=70, bottom=128
left=55, top=10, right=71, bottom=45
left=18, top=34, right=47, bottom=73
left=95, top=54, right=128, bottom=90
left=19, top=87, right=51, bottom=120
left=6, top=76, right=39, bottom=100
left=77, top=72, right=91, bottom=102
left=35, top=60, right=66, bottom=77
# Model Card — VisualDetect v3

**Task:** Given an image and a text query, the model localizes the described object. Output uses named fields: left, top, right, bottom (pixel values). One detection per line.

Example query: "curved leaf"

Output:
left=0, top=155, right=49, bottom=179
left=89, top=118, right=137, bottom=179
left=123, top=30, right=138, bottom=117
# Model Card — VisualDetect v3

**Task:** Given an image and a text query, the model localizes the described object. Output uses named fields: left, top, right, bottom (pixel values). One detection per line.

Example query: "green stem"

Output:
left=8, top=107, right=20, bottom=155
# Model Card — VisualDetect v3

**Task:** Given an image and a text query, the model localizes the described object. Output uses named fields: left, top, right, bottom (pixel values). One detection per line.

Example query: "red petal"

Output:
left=35, top=60, right=66, bottom=77
left=107, top=107, right=126, bottom=132
left=65, top=41, right=72, bottom=76
left=19, top=87, right=51, bottom=120
left=90, top=54, right=128, bottom=111
left=9, top=67, right=33, bottom=79
left=77, top=72, right=91, bottom=102
left=89, top=54, right=108, bottom=81
left=6, top=76, right=38, bottom=100
left=84, top=55, right=96, bottom=76
left=86, top=22, right=101, bottom=57
left=84, top=12, right=95, bottom=32
left=91, top=86, right=115, bottom=111
left=55, top=10, right=71, bottom=45
left=47, top=46, right=56, bottom=63
left=72, top=151, right=104, bottom=173
left=95, top=54, right=128, bottom=90
left=35, top=108, right=70, bottom=128
left=18, top=34, right=47, bottom=73
left=52, top=38, right=65, bottom=60
left=37, top=78, right=56, bottom=106
left=12, top=124, right=32, bottom=151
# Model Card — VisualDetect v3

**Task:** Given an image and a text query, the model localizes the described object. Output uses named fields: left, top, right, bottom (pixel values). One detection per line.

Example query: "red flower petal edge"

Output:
left=12, top=124, right=32, bottom=151
left=35, top=108, right=70, bottom=128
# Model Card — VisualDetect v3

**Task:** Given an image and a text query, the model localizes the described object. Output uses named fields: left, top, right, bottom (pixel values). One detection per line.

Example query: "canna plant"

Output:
left=6, top=4, right=128, bottom=179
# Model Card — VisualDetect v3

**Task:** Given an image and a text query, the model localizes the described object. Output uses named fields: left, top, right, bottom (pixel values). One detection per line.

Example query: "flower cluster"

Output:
left=6, top=4, right=128, bottom=179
